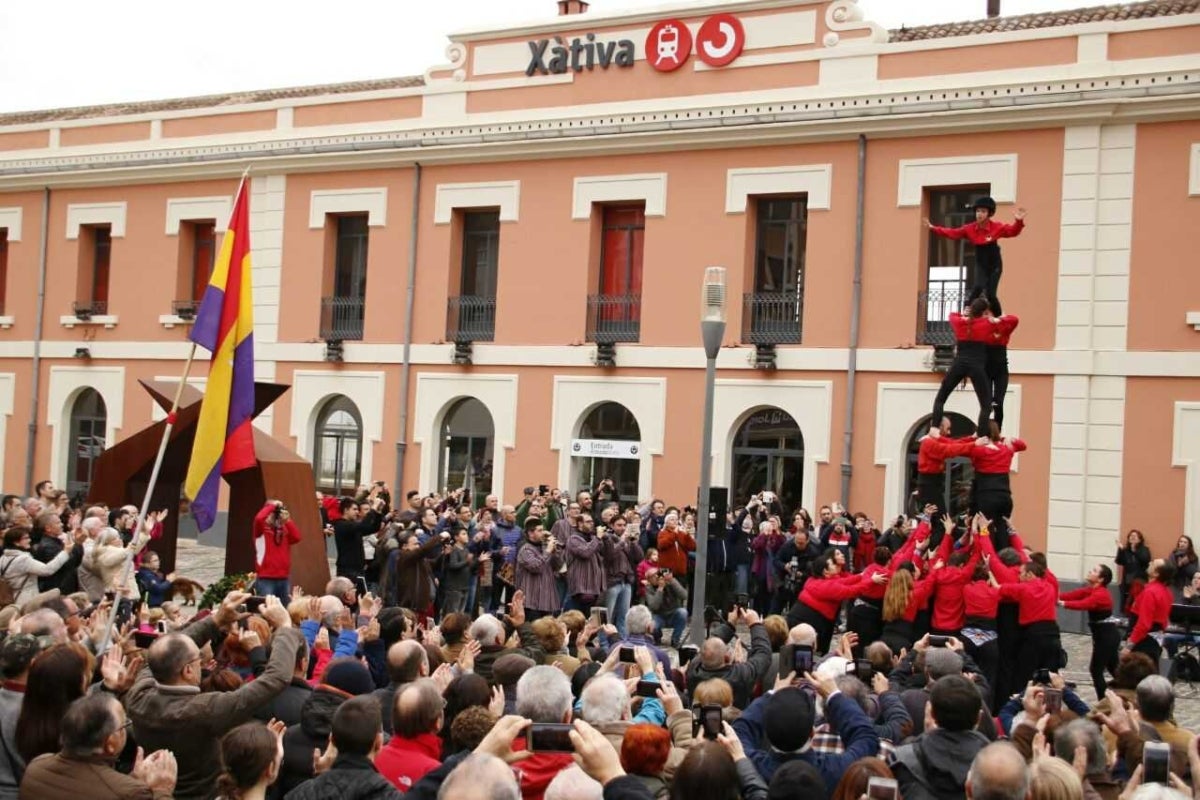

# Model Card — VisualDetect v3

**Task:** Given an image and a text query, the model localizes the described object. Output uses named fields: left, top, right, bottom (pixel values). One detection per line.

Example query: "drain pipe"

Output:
left=394, top=163, right=421, bottom=493
left=839, top=135, right=867, bottom=508
left=23, top=187, right=50, bottom=495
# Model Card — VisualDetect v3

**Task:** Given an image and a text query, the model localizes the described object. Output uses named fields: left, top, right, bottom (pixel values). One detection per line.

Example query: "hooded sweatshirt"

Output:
left=890, top=728, right=989, bottom=800
left=278, top=687, right=349, bottom=796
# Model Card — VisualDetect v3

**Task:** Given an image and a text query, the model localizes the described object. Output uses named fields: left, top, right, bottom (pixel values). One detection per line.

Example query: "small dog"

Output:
left=169, top=578, right=206, bottom=606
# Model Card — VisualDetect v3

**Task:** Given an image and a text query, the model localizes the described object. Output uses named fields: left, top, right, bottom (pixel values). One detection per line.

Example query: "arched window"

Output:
left=731, top=408, right=804, bottom=514
left=904, top=413, right=976, bottom=520
left=67, top=388, right=107, bottom=504
left=575, top=402, right=640, bottom=499
left=313, top=396, right=362, bottom=496
left=440, top=398, right=495, bottom=505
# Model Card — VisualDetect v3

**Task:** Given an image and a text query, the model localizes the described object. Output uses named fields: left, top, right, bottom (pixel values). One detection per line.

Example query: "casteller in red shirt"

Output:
left=253, top=502, right=301, bottom=580
left=1130, top=578, right=1173, bottom=647
left=918, top=432, right=976, bottom=476
left=989, top=314, right=1020, bottom=347
left=949, top=312, right=996, bottom=343
left=930, top=217, right=1025, bottom=247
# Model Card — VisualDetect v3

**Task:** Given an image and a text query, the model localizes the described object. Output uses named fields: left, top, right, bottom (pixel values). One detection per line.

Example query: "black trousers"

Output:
left=1090, top=622, right=1122, bottom=699
left=788, top=603, right=835, bottom=656
left=1132, top=634, right=1163, bottom=665
left=916, top=472, right=945, bottom=524
left=986, top=346, right=1010, bottom=431
left=848, top=602, right=883, bottom=658
left=1015, top=621, right=1063, bottom=691
left=932, top=357, right=993, bottom=435
left=974, top=488, right=1014, bottom=552
left=993, top=605, right=1022, bottom=701
left=964, top=637, right=1001, bottom=708
left=967, top=244, right=1003, bottom=314
left=882, top=619, right=916, bottom=656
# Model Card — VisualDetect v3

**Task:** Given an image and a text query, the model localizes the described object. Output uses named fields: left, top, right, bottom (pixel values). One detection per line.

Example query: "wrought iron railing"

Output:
left=742, top=292, right=803, bottom=345
left=446, top=295, right=496, bottom=342
left=320, top=295, right=365, bottom=341
left=72, top=300, right=107, bottom=319
left=586, top=294, right=641, bottom=343
left=172, top=299, right=198, bottom=320
left=916, top=281, right=969, bottom=346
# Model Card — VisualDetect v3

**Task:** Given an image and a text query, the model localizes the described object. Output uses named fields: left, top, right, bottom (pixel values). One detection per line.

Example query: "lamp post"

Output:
left=690, top=267, right=726, bottom=645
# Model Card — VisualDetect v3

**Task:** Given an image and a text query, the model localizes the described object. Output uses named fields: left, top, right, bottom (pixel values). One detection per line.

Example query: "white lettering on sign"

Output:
left=571, top=439, right=642, bottom=460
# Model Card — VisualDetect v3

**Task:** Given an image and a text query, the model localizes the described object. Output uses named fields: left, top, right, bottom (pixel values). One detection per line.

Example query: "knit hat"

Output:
left=767, top=760, right=827, bottom=800
left=763, top=688, right=814, bottom=753
left=492, top=653, right=535, bottom=687
left=322, top=657, right=374, bottom=696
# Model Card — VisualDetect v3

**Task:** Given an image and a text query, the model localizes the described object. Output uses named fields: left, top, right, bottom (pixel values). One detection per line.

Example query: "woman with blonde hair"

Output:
left=1029, top=755, right=1084, bottom=800
left=881, top=563, right=934, bottom=653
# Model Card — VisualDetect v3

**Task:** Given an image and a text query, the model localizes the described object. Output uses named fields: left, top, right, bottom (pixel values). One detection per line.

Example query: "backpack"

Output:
left=1169, top=652, right=1200, bottom=684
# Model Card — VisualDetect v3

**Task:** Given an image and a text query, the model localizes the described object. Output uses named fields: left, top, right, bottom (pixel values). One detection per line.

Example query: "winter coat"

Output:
left=0, top=548, right=70, bottom=608
left=135, top=567, right=173, bottom=608
left=383, top=536, right=444, bottom=611
left=684, top=622, right=772, bottom=710
left=30, top=534, right=83, bottom=595
left=277, top=687, right=349, bottom=796
left=890, top=728, right=990, bottom=800
left=80, top=533, right=149, bottom=601
left=255, top=677, right=313, bottom=728
left=566, top=531, right=606, bottom=601
left=19, top=753, right=166, bottom=800
left=282, top=753, right=402, bottom=800
left=374, top=732, right=442, bottom=792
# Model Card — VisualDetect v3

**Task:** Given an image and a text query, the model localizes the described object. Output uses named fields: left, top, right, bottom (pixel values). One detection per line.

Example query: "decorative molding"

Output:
left=434, top=181, right=521, bottom=224
left=572, top=173, right=667, bottom=220
left=47, top=366, right=124, bottom=488
left=725, top=165, right=833, bottom=213
left=0, top=317, right=12, bottom=330
left=60, top=315, right=118, bottom=329
left=897, top=154, right=1018, bottom=207
left=412, top=373, right=518, bottom=498
left=0, top=208, right=22, bottom=241
left=289, top=371, right=386, bottom=489
left=824, top=0, right=887, bottom=47
left=308, top=188, right=388, bottom=228
left=425, top=42, right=468, bottom=84
left=1174, top=402, right=1200, bottom=539
left=0, top=373, right=14, bottom=490
left=1190, top=143, right=1200, bottom=197
left=1188, top=311, right=1200, bottom=331
left=165, top=196, right=232, bottom=235
left=65, top=202, right=127, bottom=238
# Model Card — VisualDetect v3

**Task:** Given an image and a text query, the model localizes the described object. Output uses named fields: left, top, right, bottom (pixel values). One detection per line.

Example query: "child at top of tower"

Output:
left=924, top=196, right=1026, bottom=315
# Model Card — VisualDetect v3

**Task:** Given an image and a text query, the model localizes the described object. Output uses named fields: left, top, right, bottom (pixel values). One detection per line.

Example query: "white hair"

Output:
left=81, top=517, right=104, bottom=536
left=438, top=753, right=520, bottom=800
left=1128, top=787, right=1190, bottom=800
left=815, top=656, right=849, bottom=682
left=626, top=605, right=652, bottom=636
left=545, top=766, right=602, bottom=800
left=516, top=665, right=573, bottom=723
left=97, top=527, right=122, bottom=547
left=788, top=624, right=816, bottom=646
left=580, top=674, right=629, bottom=724
left=469, top=614, right=506, bottom=646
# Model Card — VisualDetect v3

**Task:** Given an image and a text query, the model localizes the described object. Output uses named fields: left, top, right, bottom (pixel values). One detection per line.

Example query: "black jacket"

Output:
left=276, top=688, right=347, bottom=797
left=684, top=622, right=772, bottom=709
left=890, top=728, right=990, bottom=800
left=283, top=754, right=402, bottom=800
left=32, top=536, right=83, bottom=594
left=255, top=677, right=313, bottom=728
left=333, top=511, right=382, bottom=577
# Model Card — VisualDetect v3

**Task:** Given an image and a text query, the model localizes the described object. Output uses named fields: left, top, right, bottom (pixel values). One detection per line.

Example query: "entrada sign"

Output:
left=525, top=13, right=745, bottom=77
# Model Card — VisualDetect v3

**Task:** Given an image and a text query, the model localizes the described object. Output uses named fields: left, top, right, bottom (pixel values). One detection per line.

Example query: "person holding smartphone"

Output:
left=253, top=500, right=301, bottom=602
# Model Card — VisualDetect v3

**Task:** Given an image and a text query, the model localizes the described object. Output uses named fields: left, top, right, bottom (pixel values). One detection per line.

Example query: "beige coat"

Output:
left=80, top=532, right=149, bottom=601
left=0, top=547, right=71, bottom=609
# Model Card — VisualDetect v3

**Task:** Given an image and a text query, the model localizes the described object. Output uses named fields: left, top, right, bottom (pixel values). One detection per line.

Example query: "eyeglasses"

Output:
left=119, top=718, right=134, bottom=731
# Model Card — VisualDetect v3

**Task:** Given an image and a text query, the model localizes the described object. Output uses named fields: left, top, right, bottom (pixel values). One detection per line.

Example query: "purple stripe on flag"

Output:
left=229, top=334, right=255, bottom=427
left=190, top=285, right=226, bottom=351
left=189, top=465, right=223, bottom=533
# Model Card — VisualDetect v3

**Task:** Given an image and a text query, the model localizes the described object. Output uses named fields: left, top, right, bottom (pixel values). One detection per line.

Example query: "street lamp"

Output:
left=690, top=266, right=726, bottom=645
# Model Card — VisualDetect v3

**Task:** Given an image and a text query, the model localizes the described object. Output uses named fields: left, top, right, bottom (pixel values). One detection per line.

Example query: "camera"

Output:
left=849, top=659, right=874, bottom=682
left=1034, top=668, right=1052, bottom=685
left=1143, top=741, right=1170, bottom=784
left=927, top=635, right=949, bottom=648
left=619, top=647, right=636, bottom=664
left=692, top=705, right=723, bottom=741
left=527, top=723, right=574, bottom=753
left=1042, top=688, right=1062, bottom=714
left=634, top=680, right=660, bottom=698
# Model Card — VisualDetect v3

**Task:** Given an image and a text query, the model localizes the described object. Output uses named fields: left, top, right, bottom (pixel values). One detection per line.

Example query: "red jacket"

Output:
left=918, top=435, right=975, bottom=475
left=929, top=541, right=983, bottom=631
left=949, top=313, right=995, bottom=343
left=253, top=503, right=301, bottom=579
left=964, top=581, right=1001, bottom=619
left=1130, top=581, right=1173, bottom=646
left=1060, top=585, right=1113, bottom=614
left=510, top=740, right=575, bottom=800
left=798, top=573, right=873, bottom=621
left=854, top=530, right=877, bottom=573
left=998, top=577, right=1058, bottom=625
left=859, top=563, right=889, bottom=601
left=375, top=732, right=442, bottom=792
left=989, top=315, right=1020, bottom=346
left=656, top=527, right=695, bottom=575
left=970, top=439, right=1027, bottom=474
left=930, top=217, right=1025, bottom=246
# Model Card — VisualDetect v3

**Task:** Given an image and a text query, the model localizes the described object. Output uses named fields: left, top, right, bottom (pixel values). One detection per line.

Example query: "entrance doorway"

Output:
left=313, top=395, right=362, bottom=496
left=731, top=407, right=803, bottom=514
left=67, top=388, right=107, bottom=504
left=440, top=398, right=494, bottom=507
left=905, top=413, right=976, bottom=519
left=574, top=402, right=640, bottom=500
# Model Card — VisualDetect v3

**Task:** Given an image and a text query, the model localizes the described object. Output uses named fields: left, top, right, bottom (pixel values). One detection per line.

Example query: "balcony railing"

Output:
left=172, top=299, right=198, bottom=320
left=916, top=281, right=969, bottom=346
left=72, top=300, right=107, bottom=320
left=586, top=294, right=641, bottom=343
left=742, top=292, right=803, bottom=345
left=320, top=295, right=365, bottom=341
left=447, top=295, right=496, bottom=343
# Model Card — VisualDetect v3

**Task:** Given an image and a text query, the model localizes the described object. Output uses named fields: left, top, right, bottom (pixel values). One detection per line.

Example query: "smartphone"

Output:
left=1034, top=668, right=1052, bottom=685
left=928, top=635, right=949, bottom=648
left=354, top=577, right=369, bottom=597
left=538, top=484, right=550, bottom=495
left=679, top=644, right=699, bottom=665
left=854, top=659, right=875, bottom=681
left=527, top=722, right=575, bottom=753
left=635, top=680, right=660, bottom=698
left=104, top=590, right=116, bottom=603
left=793, top=645, right=814, bottom=674
left=1042, top=688, right=1062, bottom=714
left=132, top=631, right=159, bottom=649
left=733, top=593, right=750, bottom=609
left=1143, top=741, right=1170, bottom=784
left=700, top=705, right=723, bottom=740
left=590, top=607, right=608, bottom=627
left=238, top=596, right=267, bottom=614
left=619, top=646, right=636, bottom=664
left=156, top=620, right=168, bottom=634
left=866, top=777, right=899, bottom=800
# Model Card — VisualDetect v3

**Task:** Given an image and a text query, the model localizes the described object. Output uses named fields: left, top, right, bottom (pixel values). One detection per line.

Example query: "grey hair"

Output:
left=626, top=605, right=652, bottom=636
left=1127, top=787, right=1190, bottom=800
left=833, top=675, right=871, bottom=714
left=1135, top=675, right=1175, bottom=723
left=788, top=624, right=817, bottom=646
left=923, top=647, right=963, bottom=680
left=967, top=742, right=1030, bottom=800
left=516, top=665, right=573, bottom=723
left=438, top=753, right=520, bottom=800
left=469, top=614, right=506, bottom=646
left=580, top=674, right=629, bottom=724
left=325, top=576, right=354, bottom=597
left=1053, top=719, right=1107, bottom=779
left=97, top=527, right=122, bottom=547
left=545, top=765, right=603, bottom=800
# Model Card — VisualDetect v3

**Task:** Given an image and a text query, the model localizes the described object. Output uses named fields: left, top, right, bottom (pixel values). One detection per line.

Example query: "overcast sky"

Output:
left=0, top=0, right=1092, bottom=113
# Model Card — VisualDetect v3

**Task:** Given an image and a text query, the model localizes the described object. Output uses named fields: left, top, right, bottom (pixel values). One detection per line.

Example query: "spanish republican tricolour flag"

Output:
left=184, top=179, right=256, bottom=531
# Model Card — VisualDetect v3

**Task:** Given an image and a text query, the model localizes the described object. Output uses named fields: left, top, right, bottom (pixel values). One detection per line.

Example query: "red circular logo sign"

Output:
left=696, top=13, right=744, bottom=67
left=645, top=19, right=692, bottom=72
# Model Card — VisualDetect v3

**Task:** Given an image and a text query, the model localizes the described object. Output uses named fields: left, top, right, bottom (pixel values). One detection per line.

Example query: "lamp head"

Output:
left=701, top=266, right=727, bottom=323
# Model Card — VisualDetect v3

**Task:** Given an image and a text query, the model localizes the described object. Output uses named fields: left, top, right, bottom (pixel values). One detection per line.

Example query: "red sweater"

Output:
left=989, top=315, right=1020, bottom=346
left=854, top=530, right=878, bottom=573
left=998, top=577, right=1058, bottom=625
left=656, top=527, right=695, bottom=575
left=1060, top=585, right=1113, bottom=614
left=930, top=217, right=1025, bottom=246
left=970, top=439, right=1027, bottom=474
left=897, top=578, right=936, bottom=623
left=918, top=435, right=975, bottom=475
left=964, top=582, right=1001, bottom=619
left=253, top=503, right=302, bottom=579
left=859, top=563, right=889, bottom=601
left=375, top=732, right=443, bottom=791
left=929, top=543, right=983, bottom=631
left=949, top=313, right=995, bottom=343
left=1130, top=581, right=1173, bottom=645
left=799, top=573, right=873, bottom=621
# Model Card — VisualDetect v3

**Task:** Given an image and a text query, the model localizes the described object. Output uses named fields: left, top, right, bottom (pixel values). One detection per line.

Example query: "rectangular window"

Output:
left=460, top=211, right=499, bottom=297
left=190, top=222, right=216, bottom=303
left=91, top=225, right=111, bottom=306
left=589, top=204, right=644, bottom=343
left=320, top=214, right=369, bottom=341
left=919, top=186, right=988, bottom=344
left=0, top=228, right=7, bottom=316
left=744, top=197, right=806, bottom=344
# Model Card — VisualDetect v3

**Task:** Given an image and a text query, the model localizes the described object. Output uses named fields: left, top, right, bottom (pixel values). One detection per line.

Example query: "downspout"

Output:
left=23, top=187, right=50, bottom=495
left=394, top=163, right=421, bottom=493
left=839, top=135, right=867, bottom=508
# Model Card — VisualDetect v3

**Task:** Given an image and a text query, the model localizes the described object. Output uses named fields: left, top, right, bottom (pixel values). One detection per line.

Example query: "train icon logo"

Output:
left=646, top=19, right=692, bottom=72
